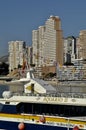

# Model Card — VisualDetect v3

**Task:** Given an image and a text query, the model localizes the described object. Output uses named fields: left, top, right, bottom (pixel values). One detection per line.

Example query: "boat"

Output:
left=4, top=68, right=34, bottom=88
left=0, top=70, right=86, bottom=130
left=0, top=89, right=86, bottom=130
left=4, top=68, right=55, bottom=94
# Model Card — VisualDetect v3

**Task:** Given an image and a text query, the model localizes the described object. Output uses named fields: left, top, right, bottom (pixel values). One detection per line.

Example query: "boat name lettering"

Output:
left=43, top=97, right=68, bottom=102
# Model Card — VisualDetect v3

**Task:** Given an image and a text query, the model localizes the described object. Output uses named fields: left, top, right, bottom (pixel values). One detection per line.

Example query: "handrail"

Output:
left=20, top=92, right=86, bottom=99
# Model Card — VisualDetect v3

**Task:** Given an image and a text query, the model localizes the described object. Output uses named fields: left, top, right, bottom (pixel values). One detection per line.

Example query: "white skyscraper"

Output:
left=32, top=15, right=63, bottom=67
left=32, top=30, right=39, bottom=66
left=8, top=41, right=26, bottom=72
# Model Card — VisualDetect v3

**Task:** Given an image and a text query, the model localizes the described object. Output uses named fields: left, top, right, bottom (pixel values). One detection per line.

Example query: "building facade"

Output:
left=26, top=46, right=33, bottom=67
left=43, top=15, right=63, bottom=66
left=32, top=30, right=39, bottom=67
left=78, top=30, right=86, bottom=60
left=8, top=41, right=26, bottom=72
left=64, top=36, right=76, bottom=63
left=32, top=26, right=45, bottom=68
left=32, top=15, right=63, bottom=68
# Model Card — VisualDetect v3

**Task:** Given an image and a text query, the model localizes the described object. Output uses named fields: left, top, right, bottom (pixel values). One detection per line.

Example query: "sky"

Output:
left=0, top=0, right=86, bottom=56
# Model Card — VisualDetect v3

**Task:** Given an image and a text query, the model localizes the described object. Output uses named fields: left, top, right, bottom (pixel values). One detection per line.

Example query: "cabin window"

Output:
left=5, top=102, right=10, bottom=104
left=16, top=103, right=86, bottom=117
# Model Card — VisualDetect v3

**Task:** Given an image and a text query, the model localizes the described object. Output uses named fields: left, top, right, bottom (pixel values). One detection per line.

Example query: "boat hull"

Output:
left=0, top=120, right=73, bottom=130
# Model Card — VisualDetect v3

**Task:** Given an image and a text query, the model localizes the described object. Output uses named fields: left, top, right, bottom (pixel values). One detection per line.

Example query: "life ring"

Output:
left=73, top=125, right=79, bottom=130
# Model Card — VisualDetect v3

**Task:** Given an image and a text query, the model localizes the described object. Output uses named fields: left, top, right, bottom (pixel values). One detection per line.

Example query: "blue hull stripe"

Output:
left=0, top=120, right=72, bottom=130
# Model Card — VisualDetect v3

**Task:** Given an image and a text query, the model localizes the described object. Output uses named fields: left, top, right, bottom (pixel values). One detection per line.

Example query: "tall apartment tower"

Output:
left=32, top=30, right=39, bottom=66
left=32, top=26, right=45, bottom=67
left=32, top=16, right=63, bottom=67
left=78, top=30, right=86, bottom=60
left=44, top=15, right=63, bottom=66
left=64, top=36, right=76, bottom=63
left=8, top=41, right=26, bottom=72
left=38, top=26, right=45, bottom=66
left=26, top=46, right=33, bottom=66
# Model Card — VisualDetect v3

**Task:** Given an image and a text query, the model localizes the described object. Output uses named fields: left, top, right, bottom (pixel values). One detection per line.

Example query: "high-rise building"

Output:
left=38, top=26, right=45, bottom=66
left=8, top=41, right=26, bottom=72
left=78, top=30, right=86, bottom=60
left=32, top=15, right=63, bottom=67
left=64, top=36, right=76, bottom=63
left=26, top=46, right=33, bottom=67
left=32, top=30, right=39, bottom=66
left=76, top=37, right=80, bottom=59
left=43, top=15, right=63, bottom=66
